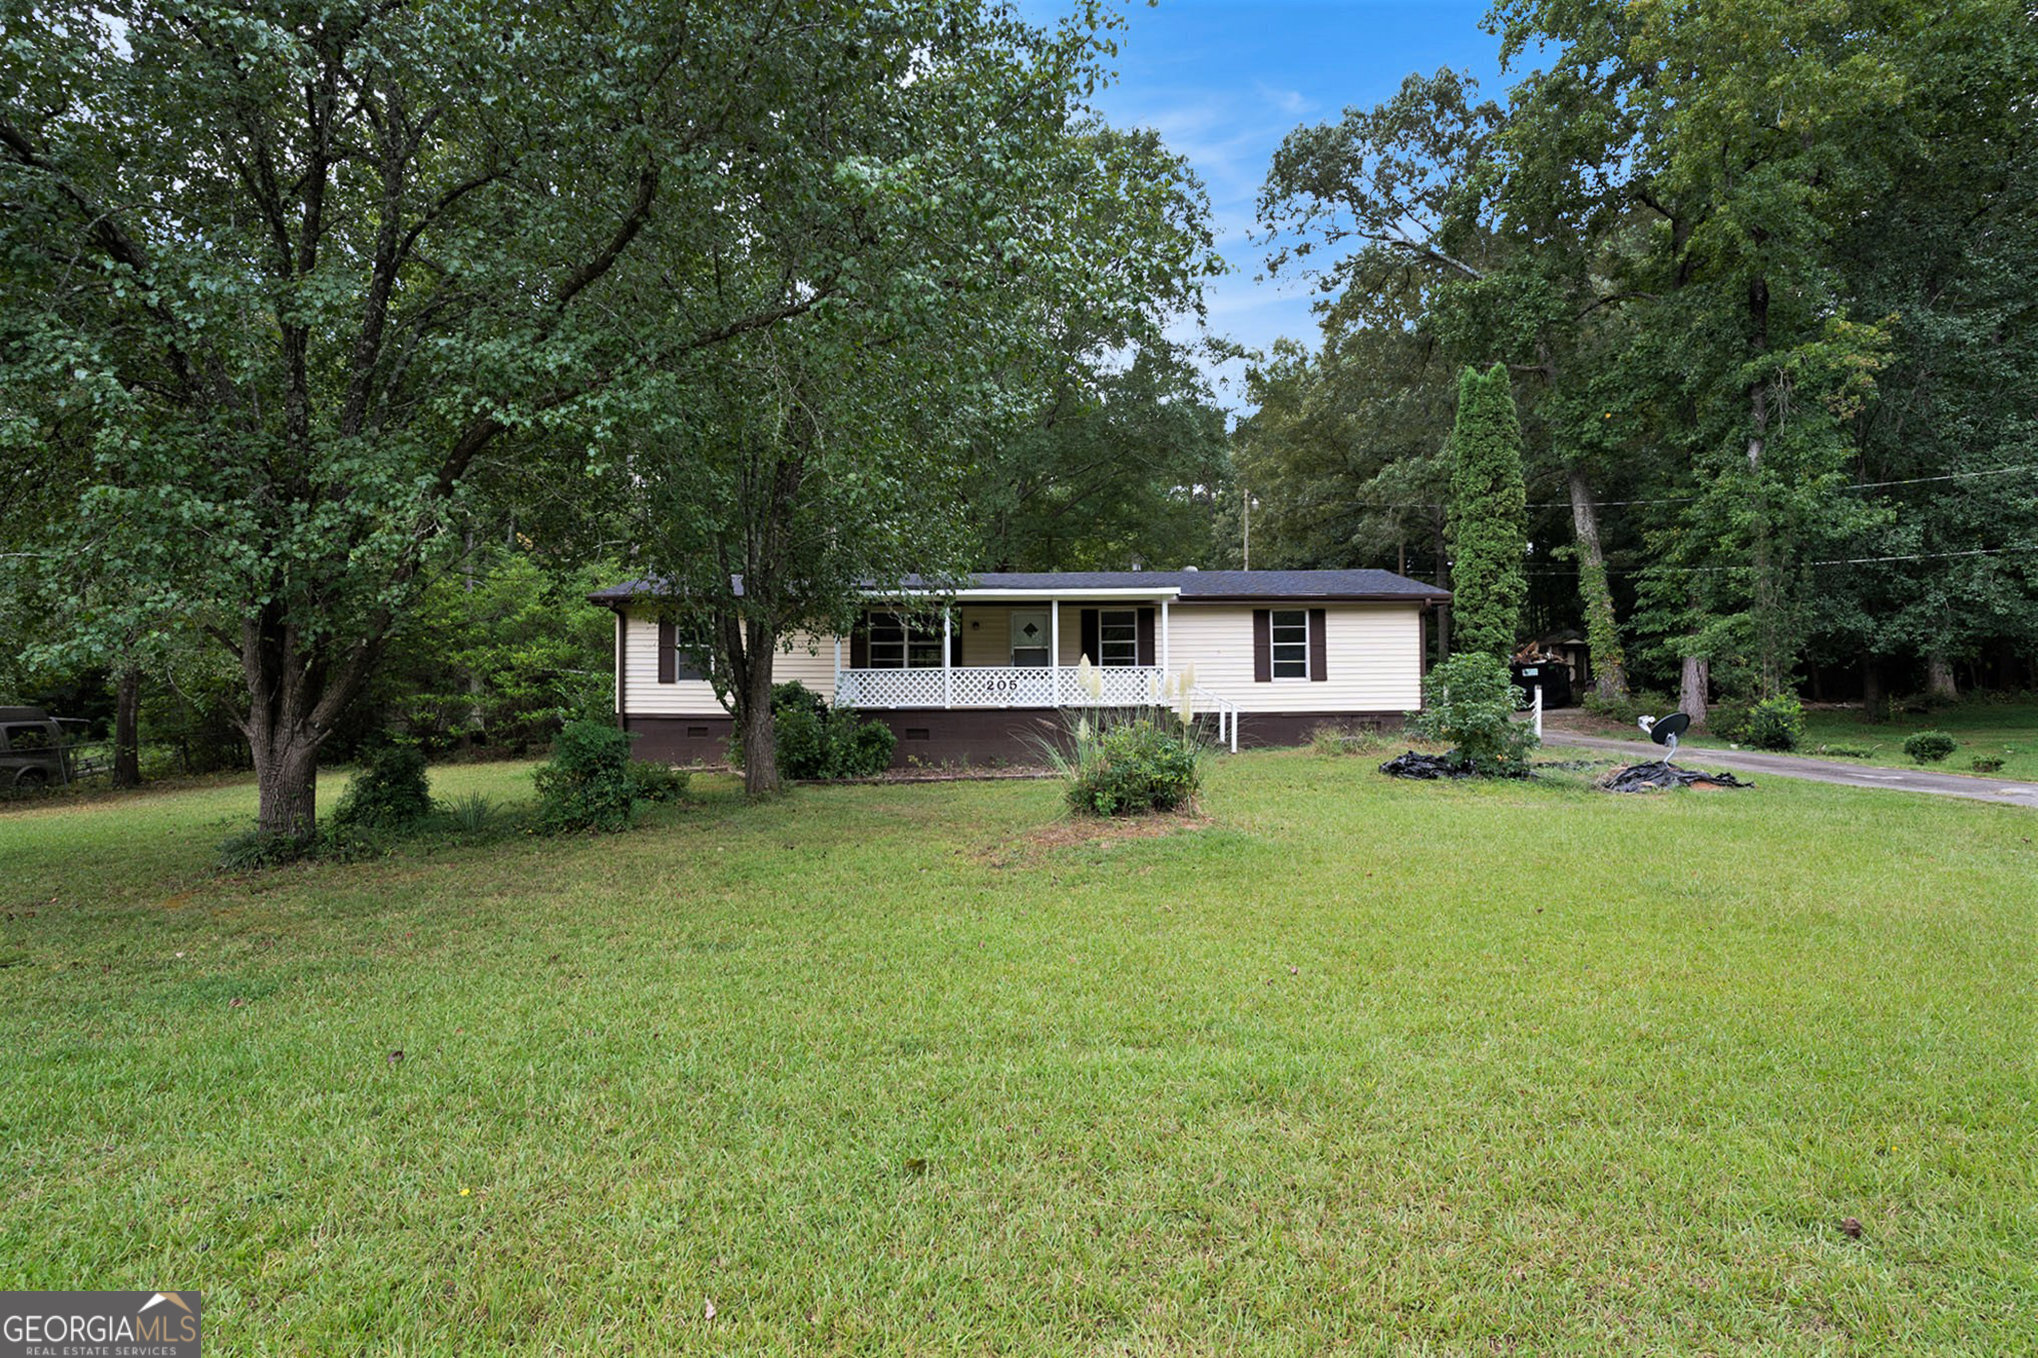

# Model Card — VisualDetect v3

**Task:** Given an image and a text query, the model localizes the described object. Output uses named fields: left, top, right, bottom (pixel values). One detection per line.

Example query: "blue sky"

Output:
left=1045, top=0, right=1510, bottom=413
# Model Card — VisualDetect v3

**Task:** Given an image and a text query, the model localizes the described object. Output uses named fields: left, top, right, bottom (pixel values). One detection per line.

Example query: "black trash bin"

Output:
left=1509, top=661, right=1573, bottom=709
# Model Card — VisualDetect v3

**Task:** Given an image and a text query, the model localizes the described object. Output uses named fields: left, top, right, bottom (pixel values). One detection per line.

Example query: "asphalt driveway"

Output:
left=1543, top=731, right=2038, bottom=810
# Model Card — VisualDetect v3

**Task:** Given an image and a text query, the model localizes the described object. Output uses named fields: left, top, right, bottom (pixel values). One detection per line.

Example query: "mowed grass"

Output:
left=1, top=754, right=2033, bottom=1354
left=1562, top=698, right=2038, bottom=780
left=1786, top=702, right=2038, bottom=779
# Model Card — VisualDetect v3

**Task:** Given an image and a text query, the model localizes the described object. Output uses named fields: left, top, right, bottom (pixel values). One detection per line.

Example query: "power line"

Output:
left=1323, top=461, right=2038, bottom=513
left=1523, top=542, right=2038, bottom=578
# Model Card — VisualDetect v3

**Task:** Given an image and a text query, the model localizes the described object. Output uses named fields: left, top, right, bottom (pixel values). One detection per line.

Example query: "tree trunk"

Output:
left=1680, top=652, right=1710, bottom=730
left=1566, top=467, right=1628, bottom=701
left=1926, top=651, right=1958, bottom=703
left=237, top=605, right=379, bottom=841
left=738, top=646, right=780, bottom=798
left=1861, top=654, right=1884, bottom=722
left=462, top=528, right=483, bottom=750
left=249, top=716, right=320, bottom=840
left=112, top=665, right=142, bottom=788
left=1743, top=274, right=1789, bottom=697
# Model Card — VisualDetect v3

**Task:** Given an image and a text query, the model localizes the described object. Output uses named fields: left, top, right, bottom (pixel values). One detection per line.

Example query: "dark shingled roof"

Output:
left=959, top=570, right=1447, bottom=600
left=590, top=568, right=1447, bottom=604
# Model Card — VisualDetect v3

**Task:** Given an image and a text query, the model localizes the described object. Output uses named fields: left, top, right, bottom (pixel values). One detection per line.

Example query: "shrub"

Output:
left=773, top=681, right=828, bottom=723
left=1902, top=729, right=1956, bottom=764
left=1971, top=755, right=2005, bottom=774
left=445, top=792, right=499, bottom=833
left=1581, top=689, right=1677, bottom=729
left=330, top=743, right=433, bottom=830
left=1410, top=652, right=1535, bottom=776
left=1709, top=700, right=1751, bottom=742
left=776, top=699, right=895, bottom=780
left=832, top=707, right=896, bottom=778
left=216, top=829, right=309, bottom=871
left=775, top=705, right=830, bottom=779
left=534, top=720, right=637, bottom=832
left=627, top=760, right=691, bottom=803
left=1062, top=717, right=1202, bottom=816
left=1742, top=695, right=1805, bottom=752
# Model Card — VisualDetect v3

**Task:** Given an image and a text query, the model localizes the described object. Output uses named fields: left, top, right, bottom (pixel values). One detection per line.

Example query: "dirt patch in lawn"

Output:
left=972, top=807, right=1209, bottom=868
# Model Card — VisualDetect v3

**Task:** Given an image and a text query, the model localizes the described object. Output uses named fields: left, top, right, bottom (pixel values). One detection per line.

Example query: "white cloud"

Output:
left=1255, top=82, right=1310, bottom=116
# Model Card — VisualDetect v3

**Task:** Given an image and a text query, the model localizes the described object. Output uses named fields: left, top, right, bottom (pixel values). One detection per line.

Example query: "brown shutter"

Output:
left=1136, top=608, right=1156, bottom=666
left=1309, top=608, right=1328, bottom=682
left=1252, top=609, right=1272, bottom=683
left=615, top=612, right=628, bottom=725
left=849, top=612, right=869, bottom=668
left=1080, top=609, right=1100, bottom=665
left=657, top=618, right=677, bottom=684
left=949, top=611, right=963, bottom=667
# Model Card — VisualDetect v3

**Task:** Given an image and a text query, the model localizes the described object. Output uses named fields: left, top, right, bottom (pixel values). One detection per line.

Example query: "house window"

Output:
left=673, top=642, right=709, bottom=682
left=1098, top=609, right=1139, bottom=667
left=1270, top=609, right=1309, bottom=678
left=865, top=611, right=944, bottom=669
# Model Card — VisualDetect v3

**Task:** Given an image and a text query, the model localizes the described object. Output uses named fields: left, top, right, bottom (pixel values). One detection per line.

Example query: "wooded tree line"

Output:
left=1240, top=0, right=2038, bottom=720
left=1, top=0, right=1233, bottom=823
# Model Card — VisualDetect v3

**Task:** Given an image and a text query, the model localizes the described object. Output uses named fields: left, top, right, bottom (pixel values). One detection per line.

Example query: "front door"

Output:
left=1009, top=610, right=1050, bottom=666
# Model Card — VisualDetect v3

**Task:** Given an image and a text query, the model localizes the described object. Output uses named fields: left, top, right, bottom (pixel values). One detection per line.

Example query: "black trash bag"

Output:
left=1599, top=761, right=1753, bottom=793
left=1379, top=751, right=1477, bottom=780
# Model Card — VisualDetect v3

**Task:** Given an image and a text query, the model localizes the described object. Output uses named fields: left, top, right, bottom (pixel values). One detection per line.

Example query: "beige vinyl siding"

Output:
left=617, top=600, right=1425, bottom=716
left=1167, top=603, right=1423, bottom=713
left=955, top=605, right=1084, bottom=666
left=618, top=609, right=837, bottom=716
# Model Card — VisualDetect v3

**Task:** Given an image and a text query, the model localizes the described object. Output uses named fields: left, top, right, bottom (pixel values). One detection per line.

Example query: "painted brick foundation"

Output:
left=622, top=708, right=1406, bottom=768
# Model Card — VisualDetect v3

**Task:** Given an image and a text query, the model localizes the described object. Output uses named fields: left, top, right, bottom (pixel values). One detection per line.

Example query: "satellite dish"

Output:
left=1637, top=711, right=1692, bottom=762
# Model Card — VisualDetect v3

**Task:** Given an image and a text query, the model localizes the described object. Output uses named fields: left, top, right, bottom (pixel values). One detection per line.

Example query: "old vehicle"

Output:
left=0, top=707, right=108, bottom=793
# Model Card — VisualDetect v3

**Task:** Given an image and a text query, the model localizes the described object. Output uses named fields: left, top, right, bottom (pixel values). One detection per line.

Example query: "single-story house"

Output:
left=589, top=569, right=1449, bottom=766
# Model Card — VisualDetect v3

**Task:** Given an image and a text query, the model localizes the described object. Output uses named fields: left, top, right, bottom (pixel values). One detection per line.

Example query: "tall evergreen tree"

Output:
left=1446, top=365, right=1529, bottom=659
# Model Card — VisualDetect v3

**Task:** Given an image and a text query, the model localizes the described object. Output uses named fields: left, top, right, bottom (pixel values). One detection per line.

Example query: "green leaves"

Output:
left=1445, top=365, right=1530, bottom=659
left=1253, top=0, right=2037, bottom=702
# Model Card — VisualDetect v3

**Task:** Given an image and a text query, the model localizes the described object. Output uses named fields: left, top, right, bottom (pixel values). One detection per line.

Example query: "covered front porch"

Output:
left=827, top=585, right=1237, bottom=748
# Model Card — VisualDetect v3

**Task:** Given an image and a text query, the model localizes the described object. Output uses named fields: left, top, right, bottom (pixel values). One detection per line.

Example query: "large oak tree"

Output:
left=0, top=0, right=1149, bottom=833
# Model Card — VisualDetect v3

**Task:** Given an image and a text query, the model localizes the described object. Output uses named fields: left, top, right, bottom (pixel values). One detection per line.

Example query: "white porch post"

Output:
left=1160, top=598, right=1170, bottom=676
left=1049, top=599, right=1060, bottom=706
left=833, top=636, right=843, bottom=704
left=942, top=606, right=953, bottom=709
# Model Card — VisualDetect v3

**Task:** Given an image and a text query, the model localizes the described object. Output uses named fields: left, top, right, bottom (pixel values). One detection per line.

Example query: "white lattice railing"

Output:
left=832, top=665, right=1239, bottom=751
left=835, top=666, right=1171, bottom=710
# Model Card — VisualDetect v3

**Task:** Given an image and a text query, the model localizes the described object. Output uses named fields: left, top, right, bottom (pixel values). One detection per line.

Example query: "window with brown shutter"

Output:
left=657, top=617, right=708, bottom=682
left=1269, top=609, right=1309, bottom=678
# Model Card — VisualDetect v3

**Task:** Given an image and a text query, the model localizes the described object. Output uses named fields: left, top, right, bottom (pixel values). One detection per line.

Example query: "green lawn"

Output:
left=1559, top=698, right=2038, bottom=780
left=2, top=755, right=2033, bottom=1353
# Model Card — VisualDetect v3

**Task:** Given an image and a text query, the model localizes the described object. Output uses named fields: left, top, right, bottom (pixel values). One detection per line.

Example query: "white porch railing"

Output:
left=836, top=665, right=1170, bottom=710
left=833, top=665, right=1240, bottom=752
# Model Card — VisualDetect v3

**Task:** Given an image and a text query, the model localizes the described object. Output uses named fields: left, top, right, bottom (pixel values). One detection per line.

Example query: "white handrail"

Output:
left=1190, top=684, right=1239, bottom=753
left=834, top=664, right=1240, bottom=752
